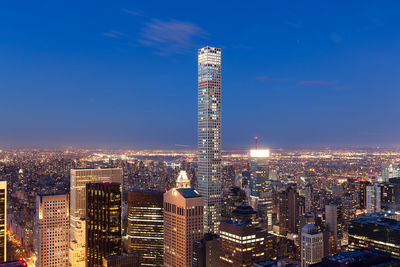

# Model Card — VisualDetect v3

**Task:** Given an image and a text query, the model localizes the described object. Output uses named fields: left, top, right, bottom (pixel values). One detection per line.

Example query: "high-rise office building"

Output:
left=219, top=220, right=272, bottom=266
left=0, top=181, right=6, bottom=262
left=325, top=202, right=345, bottom=253
left=193, top=234, right=220, bottom=267
left=86, top=182, right=122, bottom=267
left=249, top=149, right=272, bottom=230
left=127, top=190, right=163, bottom=266
left=305, top=186, right=312, bottom=213
left=300, top=224, right=323, bottom=267
left=348, top=212, right=400, bottom=259
left=163, top=188, right=204, bottom=267
left=381, top=178, right=400, bottom=211
left=69, top=168, right=122, bottom=267
left=381, top=163, right=400, bottom=182
left=325, top=204, right=338, bottom=251
left=221, top=186, right=247, bottom=221
left=35, top=193, right=69, bottom=267
left=279, top=184, right=301, bottom=235
left=197, top=46, right=222, bottom=234
left=359, top=181, right=371, bottom=209
left=366, top=184, right=381, bottom=213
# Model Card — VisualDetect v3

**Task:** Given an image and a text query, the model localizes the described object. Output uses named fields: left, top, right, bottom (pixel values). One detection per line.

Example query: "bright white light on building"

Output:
left=250, top=149, right=270, bottom=158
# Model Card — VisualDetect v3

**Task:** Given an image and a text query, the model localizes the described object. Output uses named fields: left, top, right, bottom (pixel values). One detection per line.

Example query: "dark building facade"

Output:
left=193, top=234, right=220, bottom=267
left=86, top=182, right=122, bottom=267
left=359, top=181, right=371, bottom=209
left=381, top=178, right=400, bottom=211
left=102, top=253, right=140, bottom=267
left=279, top=184, right=302, bottom=235
left=221, top=186, right=247, bottom=221
left=127, top=190, right=163, bottom=266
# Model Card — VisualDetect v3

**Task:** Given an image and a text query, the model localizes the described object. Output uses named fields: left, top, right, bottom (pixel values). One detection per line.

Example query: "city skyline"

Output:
left=2, top=2, right=400, bottom=265
left=1, top=1, right=400, bottom=148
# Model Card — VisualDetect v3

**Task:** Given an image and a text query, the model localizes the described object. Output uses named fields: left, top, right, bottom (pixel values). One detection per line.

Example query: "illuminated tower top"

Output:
left=176, top=170, right=191, bottom=188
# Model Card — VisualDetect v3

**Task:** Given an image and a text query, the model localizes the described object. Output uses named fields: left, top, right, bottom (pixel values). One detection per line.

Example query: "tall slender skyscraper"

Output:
left=35, top=193, right=69, bottom=267
left=69, top=168, right=123, bottom=267
left=0, top=180, right=7, bottom=262
left=197, top=46, right=222, bottom=234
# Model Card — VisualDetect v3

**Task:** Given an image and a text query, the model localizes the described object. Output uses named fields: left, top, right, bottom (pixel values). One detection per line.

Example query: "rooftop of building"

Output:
left=353, top=212, right=400, bottom=231
left=104, top=253, right=138, bottom=261
left=37, top=192, right=68, bottom=197
left=317, top=249, right=400, bottom=266
left=232, top=204, right=256, bottom=216
left=128, top=189, right=164, bottom=194
left=255, top=259, right=300, bottom=267
left=222, top=219, right=251, bottom=227
left=176, top=188, right=201, bottom=198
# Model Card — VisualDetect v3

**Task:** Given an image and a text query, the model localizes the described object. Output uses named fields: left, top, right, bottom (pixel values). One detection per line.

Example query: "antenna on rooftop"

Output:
left=254, top=136, right=258, bottom=149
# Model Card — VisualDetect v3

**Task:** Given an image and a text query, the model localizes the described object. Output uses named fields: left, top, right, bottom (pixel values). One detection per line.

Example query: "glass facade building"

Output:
left=127, top=190, right=163, bottom=266
left=197, top=46, right=222, bottom=234
left=86, top=182, right=122, bottom=267
left=69, top=168, right=123, bottom=267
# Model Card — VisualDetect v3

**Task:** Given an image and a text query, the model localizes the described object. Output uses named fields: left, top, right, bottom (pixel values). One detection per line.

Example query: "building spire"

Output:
left=176, top=170, right=190, bottom=188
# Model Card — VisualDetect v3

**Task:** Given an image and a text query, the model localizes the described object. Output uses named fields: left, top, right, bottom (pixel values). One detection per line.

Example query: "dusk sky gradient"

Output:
left=1, top=1, right=400, bottom=149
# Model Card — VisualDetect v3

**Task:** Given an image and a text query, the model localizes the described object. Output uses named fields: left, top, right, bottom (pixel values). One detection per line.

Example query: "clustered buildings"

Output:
left=0, top=47, right=399, bottom=266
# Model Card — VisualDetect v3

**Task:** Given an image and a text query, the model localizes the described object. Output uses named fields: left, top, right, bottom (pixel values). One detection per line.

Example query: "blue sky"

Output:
left=1, top=1, right=400, bottom=149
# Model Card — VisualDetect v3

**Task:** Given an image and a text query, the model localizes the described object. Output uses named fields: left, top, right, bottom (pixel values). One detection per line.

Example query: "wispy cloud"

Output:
left=121, top=8, right=142, bottom=16
left=102, top=31, right=126, bottom=39
left=298, top=80, right=337, bottom=86
left=256, top=76, right=289, bottom=82
left=139, top=19, right=206, bottom=55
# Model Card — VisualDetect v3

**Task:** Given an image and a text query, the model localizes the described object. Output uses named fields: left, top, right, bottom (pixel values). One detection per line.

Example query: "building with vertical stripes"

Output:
left=197, top=46, right=222, bottom=234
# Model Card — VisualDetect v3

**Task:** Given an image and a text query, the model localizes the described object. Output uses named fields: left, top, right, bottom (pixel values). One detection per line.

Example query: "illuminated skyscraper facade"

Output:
left=163, top=188, right=204, bottom=267
left=219, top=220, right=271, bottom=266
left=69, top=168, right=123, bottom=267
left=197, top=46, right=222, bottom=234
left=127, top=190, right=163, bottom=266
left=0, top=181, right=6, bottom=262
left=86, top=182, right=122, bottom=267
left=35, top=193, right=69, bottom=267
